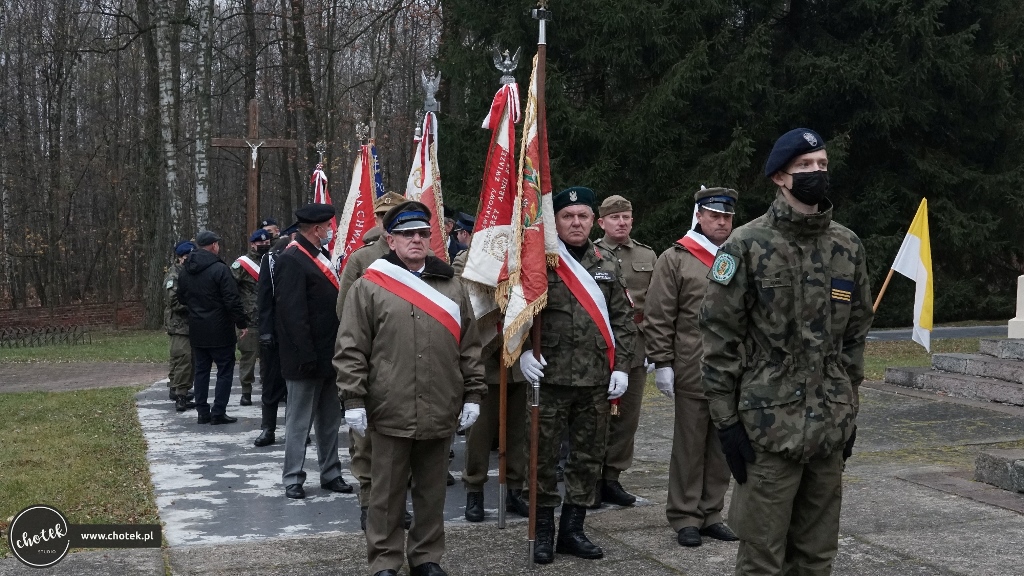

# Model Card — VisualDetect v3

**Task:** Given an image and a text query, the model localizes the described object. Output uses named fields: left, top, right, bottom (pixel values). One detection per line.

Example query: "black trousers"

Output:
left=259, top=341, right=288, bottom=429
left=193, top=345, right=235, bottom=417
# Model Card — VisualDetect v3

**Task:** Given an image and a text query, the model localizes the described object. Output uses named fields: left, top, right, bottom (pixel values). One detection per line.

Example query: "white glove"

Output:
left=458, top=402, right=480, bottom=430
left=655, top=367, right=675, bottom=398
left=644, top=357, right=655, bottom=374
left=519, top=352, right=547, bottom=384
left=608, top=370, right=629, bottom=400
left=345, top=408, right=367, bottom=437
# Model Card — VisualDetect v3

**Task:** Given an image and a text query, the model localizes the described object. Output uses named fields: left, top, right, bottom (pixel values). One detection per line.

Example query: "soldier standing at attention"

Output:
left=518, top=186, right=636, bottom=564
left=165, top=240, right=196, bottom=411
left=232, top=229, right=272, bottom=406
left=592, top=195, right=656, bottom=507
left=700, top=129, right=873, bottom=575
left=335, top=201, right=485, bottom=576
left=644, top=187, right=740, bottom=547
left=275, top=204, right=352, bottom=499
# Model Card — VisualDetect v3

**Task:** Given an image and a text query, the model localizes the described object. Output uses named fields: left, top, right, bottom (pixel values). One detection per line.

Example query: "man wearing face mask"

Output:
left=275, top=203, right=352, bottom=499
left=232, top=228, right=273, bottom=406
left=700, top=129, right=873, bottom=575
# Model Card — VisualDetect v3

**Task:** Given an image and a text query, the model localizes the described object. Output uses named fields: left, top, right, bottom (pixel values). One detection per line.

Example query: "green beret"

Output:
left=553, top=186, right=596, bottom=214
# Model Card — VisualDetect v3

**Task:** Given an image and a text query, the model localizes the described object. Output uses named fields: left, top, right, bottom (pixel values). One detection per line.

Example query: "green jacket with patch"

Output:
left=163, top=263, right=189, bottom=336
left=699, top=193, right=873, bottom=462
left=231, top=249, right=261, bottom=326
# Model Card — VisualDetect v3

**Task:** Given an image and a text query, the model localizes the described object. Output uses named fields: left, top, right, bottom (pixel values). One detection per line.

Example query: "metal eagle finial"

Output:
left=421, top=71, right=441, bottom=113
left=492, top=47, right=521, bottom=85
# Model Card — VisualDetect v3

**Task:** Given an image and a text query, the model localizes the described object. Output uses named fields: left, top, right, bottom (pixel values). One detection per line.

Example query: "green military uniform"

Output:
left=701, top=191, right=873, bottom=575
left=231, top=249, right=261, bottom=396
left=593, top=232, right=655, bottom=488
left=164, top=263, right=192, bottom=397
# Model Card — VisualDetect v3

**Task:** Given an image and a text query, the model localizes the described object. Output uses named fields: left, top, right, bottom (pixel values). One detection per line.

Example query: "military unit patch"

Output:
left=709, top=253, right=738, bottom=285
left=593, top=271, right=614, bottom=283
left=831, top=278, right=854, bottom=302
left=231, top=261, right=241, bottom=269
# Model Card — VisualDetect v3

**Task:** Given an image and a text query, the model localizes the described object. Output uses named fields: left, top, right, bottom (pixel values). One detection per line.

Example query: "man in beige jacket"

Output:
left=644, top=187, right=740, bottom=547
left=335, top=201, right=486, bottom=576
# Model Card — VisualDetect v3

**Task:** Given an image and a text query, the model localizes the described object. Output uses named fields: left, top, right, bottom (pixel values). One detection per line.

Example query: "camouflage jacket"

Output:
left=534, top=240, right=637, bottom=387
left=231, top=249, right=261, bottom=326
left=163, top=263, right=189, bottom=336
left=594, top=236, right=656, bottom=369
left=700, top=193, right=873, bottom=462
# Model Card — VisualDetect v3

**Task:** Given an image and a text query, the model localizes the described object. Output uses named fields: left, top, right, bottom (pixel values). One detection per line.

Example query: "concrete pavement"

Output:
left=2, top=377, right=1023, bottom=575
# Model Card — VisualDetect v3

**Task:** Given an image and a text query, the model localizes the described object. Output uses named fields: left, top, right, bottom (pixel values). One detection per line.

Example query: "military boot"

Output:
left=175, top=395, right=196, bottom=412
left=555, top=504, right=603, bottom=559
left=533, top=506, right=555, bottom=564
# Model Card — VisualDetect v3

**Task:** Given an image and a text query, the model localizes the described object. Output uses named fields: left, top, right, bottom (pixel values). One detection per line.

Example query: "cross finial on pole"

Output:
left=315, top=140, right=326, bottom=165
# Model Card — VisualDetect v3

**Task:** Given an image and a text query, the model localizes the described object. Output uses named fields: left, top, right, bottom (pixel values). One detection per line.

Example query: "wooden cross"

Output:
left=211, top=99, right=298, bottom=233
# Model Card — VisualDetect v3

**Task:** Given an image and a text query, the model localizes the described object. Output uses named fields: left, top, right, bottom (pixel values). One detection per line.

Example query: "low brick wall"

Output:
left=0, top=301, right=144, bottom=329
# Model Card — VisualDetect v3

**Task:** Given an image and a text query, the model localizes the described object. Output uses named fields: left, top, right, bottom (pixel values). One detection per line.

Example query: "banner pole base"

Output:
left=498, top=484, right=508, bottom=529
left=528, top=540, right=536, bottom=568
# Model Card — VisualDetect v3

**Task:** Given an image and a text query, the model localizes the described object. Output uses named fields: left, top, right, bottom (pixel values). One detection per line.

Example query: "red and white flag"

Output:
left=461, top=82, right=521, bottom=319
left=334, top=146, right=375, bottom=270
left=499, top=54, right=556, bottom=365
left=311, top=163, right=337, bottom=254
left=405, top=112, right=448, bottom=263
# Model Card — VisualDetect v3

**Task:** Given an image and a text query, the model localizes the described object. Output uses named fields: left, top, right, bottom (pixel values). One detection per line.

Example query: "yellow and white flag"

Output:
left=891, top=198, right=933, bottom=351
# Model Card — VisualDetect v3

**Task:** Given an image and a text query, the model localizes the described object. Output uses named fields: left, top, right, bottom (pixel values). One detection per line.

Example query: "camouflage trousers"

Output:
left=167, top=334, right=193, bottom=396
left=524, top=385, right=609, bottom=508
left=732, top=450, right=844, bottom=576
left=236, top=328, right=257, bottom=394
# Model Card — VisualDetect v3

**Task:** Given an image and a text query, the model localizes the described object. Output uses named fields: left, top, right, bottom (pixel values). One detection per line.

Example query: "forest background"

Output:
left=1, top=0, right=1022, bottom=328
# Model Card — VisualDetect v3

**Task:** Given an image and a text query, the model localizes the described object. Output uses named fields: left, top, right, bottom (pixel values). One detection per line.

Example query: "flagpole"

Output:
left=498, top=358, right=508, bottom=529
left=873, top=268, right=895, bottom=313
left=527, top=1, right=551, bottom=567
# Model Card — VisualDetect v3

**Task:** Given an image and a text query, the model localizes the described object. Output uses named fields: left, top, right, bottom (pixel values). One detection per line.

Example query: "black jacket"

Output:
left=257, top=251, right=277, bottom=338
left=177, top=248, right=247, bottom=348
left=274, top=234, right=341, bottom=380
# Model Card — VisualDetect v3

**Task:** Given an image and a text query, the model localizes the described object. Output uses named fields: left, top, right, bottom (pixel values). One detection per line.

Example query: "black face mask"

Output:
left=786, top=170, right=830, bottom=206
left=256, top=245, right=270, bottom=256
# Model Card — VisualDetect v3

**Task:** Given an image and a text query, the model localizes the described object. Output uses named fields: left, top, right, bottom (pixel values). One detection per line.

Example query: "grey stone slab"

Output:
left=932, top=353, right=1024, bottom=384
left=868, top=326, right=1007, bottom=342
left=979, top=338, right=1024, bottom=360
left=901, top=469, right=1024, bottom=513
left=884, top=366, right=1024, bottom=406
left=975, top=450, right=1024, bottom=493
left=0, top=549, right=164, bottom=576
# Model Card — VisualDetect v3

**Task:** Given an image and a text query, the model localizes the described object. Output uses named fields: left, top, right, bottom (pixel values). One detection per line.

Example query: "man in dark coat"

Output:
left=252, top=231, right=292, bottom=447
left=275, top=204, right=353, bottom=499
left=177, top=230, right=248, bottom=425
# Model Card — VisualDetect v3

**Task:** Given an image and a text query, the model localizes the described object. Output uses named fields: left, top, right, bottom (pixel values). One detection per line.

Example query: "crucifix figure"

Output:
left=212, top=99, right=297, bottom=232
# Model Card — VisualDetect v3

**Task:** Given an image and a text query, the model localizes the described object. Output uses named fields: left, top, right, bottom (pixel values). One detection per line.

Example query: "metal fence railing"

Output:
left=0, top=326, right=92, bottom=348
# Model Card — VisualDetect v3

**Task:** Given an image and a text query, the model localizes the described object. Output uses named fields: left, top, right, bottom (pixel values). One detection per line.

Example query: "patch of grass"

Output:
left=863, top=337, right=980, bottom=381
left=0, top=329, right=168, bottom=363
left=0, top=386, right=159, bottom=557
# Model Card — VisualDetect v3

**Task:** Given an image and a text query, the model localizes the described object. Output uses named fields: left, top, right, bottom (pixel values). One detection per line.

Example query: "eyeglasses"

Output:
left=393, top=229, right=431, bottom=239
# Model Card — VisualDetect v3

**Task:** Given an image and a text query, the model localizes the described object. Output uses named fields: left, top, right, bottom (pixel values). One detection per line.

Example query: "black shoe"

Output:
left=254, top=429, right=275, bottom=447
left=601, top=479, right=637, bottom=506
left=360, top=506, right=368, bottom=531
left=449, top=449, right=455, bottom=459
left=240, top=393, right=252, bottom=406
left=588, top=480, right=603, bottom=509
left=175, top=395, right=196, bottom=412
left=285, top=484, right=305, bottom=499
left=197, top=413, right=211, bottom=425
left=321, top=477, right=354, bottom=493
left=506, top=489, right=529, bottom=517
left=372, top=571, right=398, bottom=576
left=210, top=414, right=238, bottom=425
left=677, top=526, right=702, bottom=547
left=404, top=509, right=413, bottom=529
left=306, top=436, right=312, bottom=445
left=446, top=471, right=456, bottom=486
left=555, top=464, right=564, bottom=483
left=170, top=390, right=194, bottom=401
left=556, top=504, right=604, bottom=559
left=700, top=522, right=738, bottom=541
left=533, top=507, right=555, bottom=564
left=465, top=491, right=484, bottom=522
left=410, top=562, right=448, bottom=576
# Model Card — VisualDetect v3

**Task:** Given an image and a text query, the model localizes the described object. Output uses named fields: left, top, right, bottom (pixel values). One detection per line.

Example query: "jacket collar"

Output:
left=598, top=235, right=633, bottom=250
left=768, top=191, right=833, bottom=239
left=579, top=240, right=603, bottom=269
left=383, top=251, right=455, bottom=279
left=294, top=232, right=327, bottom=257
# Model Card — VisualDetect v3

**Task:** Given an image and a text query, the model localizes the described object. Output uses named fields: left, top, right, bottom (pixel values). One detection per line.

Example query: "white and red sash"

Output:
left=555, top=240, right=615, bottom=370
left=289, top=241, right=340, bottom=290
left=363, top=259, right=462, bottom=344
left=235, top=255, right=260, bottom=281
left=679, top=230, right=719, bottom=268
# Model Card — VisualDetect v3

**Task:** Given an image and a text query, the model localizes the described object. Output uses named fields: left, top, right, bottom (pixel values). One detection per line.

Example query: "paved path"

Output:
left=3, top=375, right=1024, bottom=575
left=868, top=325, right=1007, bottom=341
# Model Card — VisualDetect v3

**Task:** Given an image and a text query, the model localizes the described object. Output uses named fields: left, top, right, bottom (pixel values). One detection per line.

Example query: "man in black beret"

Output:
left=275, top=203, right=352, bottom=499
left=177, top=230, right=248, bottom=425
left=700, top=129, right=873, bottom=575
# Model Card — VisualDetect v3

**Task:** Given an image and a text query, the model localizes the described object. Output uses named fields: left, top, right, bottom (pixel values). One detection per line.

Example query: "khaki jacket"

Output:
left=643, top=242, right=711, bottom=398
left=594, top=236, right=655, bottom=369
left=336, top=230, right=389, bottom=320
left=163, top=264, right=189, bottom=336
left=334, top=253, right=486, bottom=439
